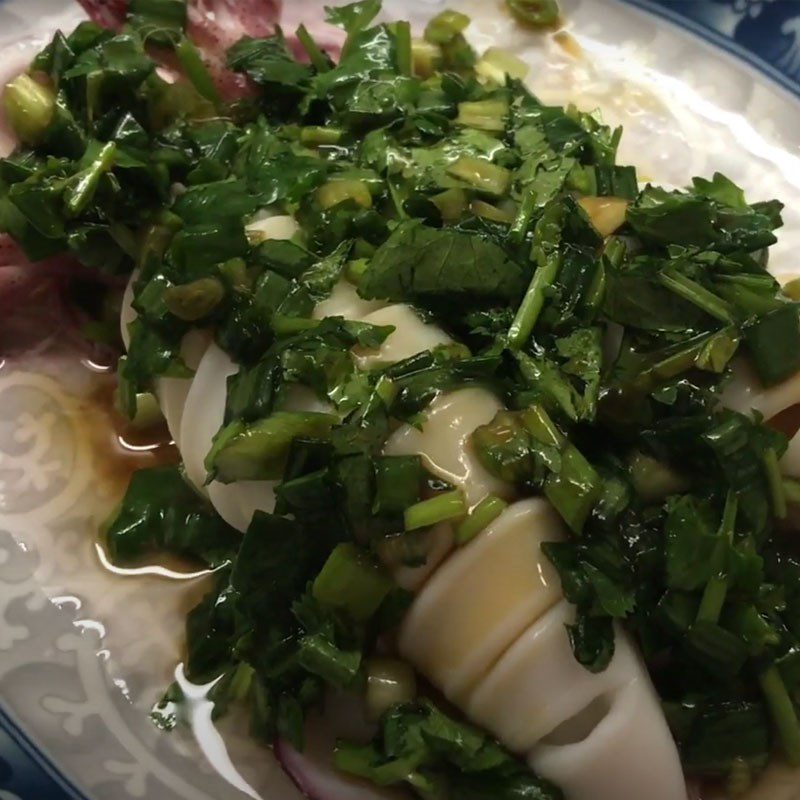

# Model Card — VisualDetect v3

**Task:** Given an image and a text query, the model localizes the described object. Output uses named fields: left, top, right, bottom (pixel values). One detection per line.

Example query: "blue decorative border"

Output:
left=624, top=0, right=800, bottom=98
left=0, top=708, right=87, bottom=800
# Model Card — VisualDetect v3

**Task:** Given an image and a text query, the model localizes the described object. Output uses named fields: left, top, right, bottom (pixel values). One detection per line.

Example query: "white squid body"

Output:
left=397, top=498, right=687, bottom=800
left=124, top=213, right=687, bottom=798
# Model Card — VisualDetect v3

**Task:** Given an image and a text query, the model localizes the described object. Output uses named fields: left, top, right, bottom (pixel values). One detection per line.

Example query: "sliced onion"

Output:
left=275, top=691, right=407, bottom=800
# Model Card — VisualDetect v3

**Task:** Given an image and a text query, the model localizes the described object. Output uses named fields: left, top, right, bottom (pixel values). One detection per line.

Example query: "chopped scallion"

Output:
left=470, top=199, right=515, bottom=224
left=317, top=179, right=373, bottom=210
left=659, top=267, right=737, bottom=324
left=446, top=157, right=511, bottom=197
left=164, top=277, right=225, bottom=321
left=404, top=490, right=466, bottom=531
left=313, top=543, right=393, bottom=622
left=3, top=74, right=55, bottom=144
left=455, top=495, right=508, bottom=545
left=475, top=47, right=529, bottom=84
left=175, top=37, right=220, bottom=105
left=456, top=99, right=509, bottom=133
left=295, top=23, right=330, bottom=72
left=424, top=9, right=471, bottom=44
left=759, top=665, right=800, bottom=766
left=300, top=126, right=343, bottom=145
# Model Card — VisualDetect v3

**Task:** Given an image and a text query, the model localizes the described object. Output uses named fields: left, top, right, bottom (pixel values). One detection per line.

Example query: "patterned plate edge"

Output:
left=619, top=0, right=800, bottom=99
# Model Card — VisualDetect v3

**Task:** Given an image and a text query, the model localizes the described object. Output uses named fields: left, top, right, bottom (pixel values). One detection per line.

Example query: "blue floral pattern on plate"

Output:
left=627, top=0, right=800, bottom=95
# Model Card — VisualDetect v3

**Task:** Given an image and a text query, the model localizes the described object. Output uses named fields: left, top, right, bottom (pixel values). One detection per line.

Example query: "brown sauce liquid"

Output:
left=80, top=375, right=212, bottom=579
left=80, top=377, right=178, bottom=492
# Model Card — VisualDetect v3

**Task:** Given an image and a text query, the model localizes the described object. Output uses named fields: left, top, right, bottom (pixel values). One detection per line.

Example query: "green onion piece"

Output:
left=296, top=23, right=330, bottom=72
left=405, top=490, right=466, bottom=531
left=696, top=576, right=728, bottom=626
left=207, top=411, right=338, bottom=482
left=3, top=74, right=55, bottom=144
left=509, top=189, right=538, bottom=245
left=456, top=495, right=508, bottom=545
left=733, top=605, right=780, bottom=654
left=686, top=620, right=747, bottom=676
left=218, top=256, right=249, bottom=290
left=745, top=303, right=800, bottom=386
left=365, top=657, right=417, bottom=721
left=64, top=140, right=117, bottom=217
left=424, top=9, right=471, bottom=44
left=759, top=665, right=800, bottom=766
left=394, top=20, right=412, bottom=76
left=312, top=543, right=393, bottom=622
left=138, top=211, right=184, bottom=270
left=297, top=632, right=362, bottom=689
left=658, top=267, right=736, bottom=324
left=300, top=126, right=343, bottom=145
left=475, top=47, right=529, bottom=84
left=583, top=258, right=606, bottom=315
left=544, top=444, right=601, bottom=534
left=175, top=37, right=220, bottom=105
left=456, top=99, right=509, bottom=132
left=373, top=455, right=423, bottom=516
left=446, top=156, right=511, bottom=197
left=430, top=187, right=468, bottom=221
left=696, top=491, right=737, bottom=625
left=374, top=375, right=397, bottom=408
left=345, top=259, right=369, bottom=284
left=507, top=245, right=559, bottom=346
left=470, top=199, right=515, bottom=224
left=628, top=451, right=687, bottom=502
left=164, top=277, right=225, bottom=321
left=506, top=0, right=560, bottom=27
left=317, top=179, right=373, bottom=210
left=508, top=200, right=563, bottom=349
left=412, top=38, right=441, bottom=77
left=763, top=447, right=788, bottom=519
left=114, top=389, right=164, bottom=431
left=520, top=403, right=563, bottom=447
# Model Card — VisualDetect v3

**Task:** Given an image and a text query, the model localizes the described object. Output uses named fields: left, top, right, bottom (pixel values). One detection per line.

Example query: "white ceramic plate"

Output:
left=2, top=1, right=800, bottom=798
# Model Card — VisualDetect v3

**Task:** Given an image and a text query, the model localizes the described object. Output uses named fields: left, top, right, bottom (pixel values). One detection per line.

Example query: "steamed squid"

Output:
left=123, top=246, right=688, bottom=798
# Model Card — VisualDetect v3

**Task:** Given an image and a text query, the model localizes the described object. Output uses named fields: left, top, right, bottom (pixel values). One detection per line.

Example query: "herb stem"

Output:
left=455, top=495, right=508, bottom=545
left=296, top=24, right=330, bottom=72
left=509, top=189, right=537, bottom=245
left=759, top=665, right=800, bottom=766
left=395, top=21, right=412, bottom=76
left=405, top=490, right=466, bottom=531
left=508, top=201, right=563, bottom=349
left=175, top=37, right=220, bottom=105
left=696, top=491, right=738, bottom=625
left=658, top=268, right=736, bottom=324
left=696, top=576, right=728, bottom=625
left=65, top=141, right=117, bottom=217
